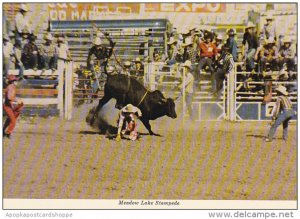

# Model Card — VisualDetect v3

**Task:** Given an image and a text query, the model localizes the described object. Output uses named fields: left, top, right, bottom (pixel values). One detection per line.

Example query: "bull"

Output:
left=90, top=74, right=177, bottom=135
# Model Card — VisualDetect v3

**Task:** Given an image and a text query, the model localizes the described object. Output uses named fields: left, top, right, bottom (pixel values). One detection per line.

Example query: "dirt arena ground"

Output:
left=3, top=103, right=297, bottom=200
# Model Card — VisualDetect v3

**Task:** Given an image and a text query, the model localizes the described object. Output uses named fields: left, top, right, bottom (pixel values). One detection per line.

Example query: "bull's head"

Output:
left=158, top=98, right=177, bottom=119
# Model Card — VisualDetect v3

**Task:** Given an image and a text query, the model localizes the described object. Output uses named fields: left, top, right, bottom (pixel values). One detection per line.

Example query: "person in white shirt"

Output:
left=3, top=35, right=14, bottom=77
left=179, top=60, right=195, bottom=119
left=57, top=36, right=72, bottom=61
left=15, top=4, right=31, bottom=46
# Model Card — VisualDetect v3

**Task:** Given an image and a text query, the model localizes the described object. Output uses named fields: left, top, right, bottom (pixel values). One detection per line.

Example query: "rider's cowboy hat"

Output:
left=93, top=37, right=102, bottom=46
left=275, top=85, right=288, bottom=96
left=123, top=104, right=136, bottom=112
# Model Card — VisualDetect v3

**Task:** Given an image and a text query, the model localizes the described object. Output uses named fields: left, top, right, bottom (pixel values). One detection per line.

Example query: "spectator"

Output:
left=278, top=38, right=296, bottom=80
left=262, top=15, right=277, bottom=41
left=225, top=28, right=238, bottom=61
left=132, top=58, right=144, bottom=80
left=21, top=33, right=39, bottom=70
left=254, top=36, right=266, bottom=73
left=166, top=37, right=180, bottom=65
left=116, top=104, right=142, bottom=142
left=40, top=33, right=58, bottom=70
left=178, top=60, right=195, bottom=120
left=8, top=31, right=15, bottom=45
left=182, top=37, right=198, bottom=67
left=3, top=34, right=14, bottom=77
left=214, top=34, right=224, bottom=57
left=212, top=45, right=235, bottom=99
left=87, top=35, right=115, bottom=74
left=3, top=75, right=24, bottom=139
left=277, top=34, right=284, bottom=49
left=57, top=36, right=72, bottom=62
left=14, top=4, right=31, bottom=46
left=197, top=32, right=217, bottom=81
left=259, top=39, right=279, bottom=73
left=12, top=40, right=24, bottom=79
left=122, top=61, right=132, bottom=75
left=242, top=22, right=259, bottom=72
left=265, top=85, right=296, bottom=142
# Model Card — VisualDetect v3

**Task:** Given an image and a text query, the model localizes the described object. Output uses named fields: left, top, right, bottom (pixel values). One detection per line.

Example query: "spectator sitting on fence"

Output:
left=278, top=37, right=296, bottom=81
left=214, top=34, right=224, bottom=56
left=166, top=37, right=181, bottom=65
left=225, top=28, right=238, bottom=62
left=12, top=39, right=24, bottom=79
left=265, top=85, right=296, bottom=142
left=259, top=39, right=279, bottom=75
left=40, top=33, right=58, bottom=71
left=254, top=36, right=267, bottom=74
left=211, top=45, right=234, bottom=100
left=182, top=37, right=198, bottom=77
left=57, top=36, right=72, bottom=62
left=178, top=60, right=195, bottom=120
left=3, top=34, right=14, bottom=77
left=21, top=33, right=39, bottom=70
left=242, top=22, right=259, bottom=74
left=262, top=15, right=277, bottom=42
left=14, top=4, right=31, bottom=46
left=197, top=32, right=217, bottom=82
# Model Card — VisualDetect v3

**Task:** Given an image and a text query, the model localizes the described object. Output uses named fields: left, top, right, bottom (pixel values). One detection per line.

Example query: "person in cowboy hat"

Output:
left=259, top=38, right=279, bottom=73
left=278, top=37, right=296, bottom=79
left=265, top=85, right=296, bottom=142
left=3, top=34, right=14, bottom=77
left=132, top=57, right=144, bottom=81
left=225, top=28, right=238, bottom=61
left=87, top=34, right=115, bottom=73
left=116, top=104, right=142, bottom=141
left=182, top=37, right=197, bottom=66
left=21, top=33, right=39, bottom=70
left=14, top=4, right=32, bottom=46
left=3, top=75, right=24, bottom=139
left=214, top=34, right=224, bottom=56
left=262, top=14, right=277, bottom=41
left=57, top=35, right=72, bottom=62
left=40, top=33, right=58, bottom=70
left=242, top=22, right=259, bottom=73
left=178, top=60, right=195, bottom=119
left=166, top=37, right=181, bottom=65
left=212, top=45, right=235, bottom=100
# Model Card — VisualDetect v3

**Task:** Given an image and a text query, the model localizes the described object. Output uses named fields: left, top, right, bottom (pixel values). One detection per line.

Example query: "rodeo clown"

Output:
left=3, top=75, right=24, bottom=139
left=265, top=85, right=296, bottom=142
left=116, top=104, right=142, bottom=142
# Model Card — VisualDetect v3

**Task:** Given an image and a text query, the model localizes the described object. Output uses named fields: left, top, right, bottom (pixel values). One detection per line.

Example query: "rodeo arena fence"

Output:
left=6, top=60, right=73, bottom=120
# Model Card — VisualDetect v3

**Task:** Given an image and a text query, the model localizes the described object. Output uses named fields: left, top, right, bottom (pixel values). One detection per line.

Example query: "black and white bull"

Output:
left=90, top=74, right=177, bottom=135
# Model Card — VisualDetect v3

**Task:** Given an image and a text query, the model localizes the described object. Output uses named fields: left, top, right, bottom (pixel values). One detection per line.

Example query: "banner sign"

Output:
left=48, top=3, right=226, bottom=20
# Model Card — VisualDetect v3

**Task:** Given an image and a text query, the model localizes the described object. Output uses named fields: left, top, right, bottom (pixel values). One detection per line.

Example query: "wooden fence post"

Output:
left=57, top=59, right=64, bottom=117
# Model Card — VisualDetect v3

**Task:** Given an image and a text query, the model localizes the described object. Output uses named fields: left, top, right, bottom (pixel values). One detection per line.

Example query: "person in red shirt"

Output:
left=196, top=32, right=218, bottom=85
left=3, top=75, right=24, bottom=139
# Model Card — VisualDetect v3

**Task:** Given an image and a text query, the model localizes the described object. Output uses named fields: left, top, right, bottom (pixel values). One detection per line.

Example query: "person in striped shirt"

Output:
left=266, top=85, right=296, bottom=142
left=211, top=45, right=234, bottom=99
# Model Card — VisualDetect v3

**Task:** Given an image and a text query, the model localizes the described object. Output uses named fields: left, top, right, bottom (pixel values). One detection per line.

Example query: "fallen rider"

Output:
left=116, top=104, right=142, bottom=141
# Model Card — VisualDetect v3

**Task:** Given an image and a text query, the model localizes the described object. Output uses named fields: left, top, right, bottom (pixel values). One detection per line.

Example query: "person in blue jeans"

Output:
left=266, top=85, right=296, bottom=142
